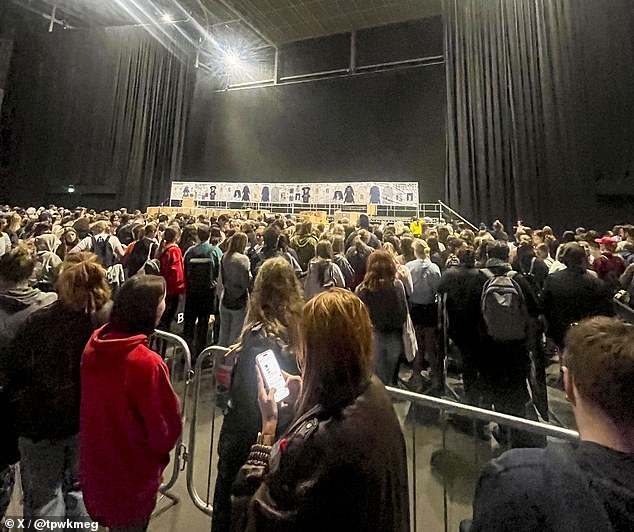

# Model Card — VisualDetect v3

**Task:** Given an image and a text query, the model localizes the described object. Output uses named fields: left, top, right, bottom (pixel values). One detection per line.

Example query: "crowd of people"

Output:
left=0, top=203, right=633, bottom=531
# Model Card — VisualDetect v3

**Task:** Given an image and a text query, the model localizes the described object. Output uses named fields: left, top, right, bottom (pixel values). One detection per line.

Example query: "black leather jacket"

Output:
left=231, top=376, right=410, bottom=532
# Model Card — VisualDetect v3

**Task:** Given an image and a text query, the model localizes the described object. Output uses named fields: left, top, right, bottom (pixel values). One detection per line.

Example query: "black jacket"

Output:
left=218, top=326, right=300, bottom=468
left=356, top=280, right=408, bottom=334
left=231, top=376, right=410, bottom=532
left=438, top=266, right=482, bottom=344
left=541, top=267, right=614, bottom=346
left=0, top=287, right=57, bottom=468
left=469, top=442, right=634, bottom=532
left=3, top=301, right=110, bottom=441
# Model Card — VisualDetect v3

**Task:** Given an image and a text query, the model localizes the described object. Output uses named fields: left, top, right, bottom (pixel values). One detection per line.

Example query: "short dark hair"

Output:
left=263, top=226, right=280, bottom=249
left=0, top=245, right=35, bottom=285
left=209, top=227, right=222, bottom=245
left=560, top=243, right=586, bottom=267
left=196, top=225, right=211, bottom=242
left=487, top=241, right=510, bottom=261
left=109, top=276, right=166, bottom=336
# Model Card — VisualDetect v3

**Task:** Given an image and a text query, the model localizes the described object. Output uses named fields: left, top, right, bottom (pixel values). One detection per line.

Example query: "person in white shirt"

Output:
left=69, top=221, right=126, bottom=261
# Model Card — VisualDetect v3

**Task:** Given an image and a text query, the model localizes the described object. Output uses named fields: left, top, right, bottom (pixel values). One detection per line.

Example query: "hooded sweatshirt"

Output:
left=80, top=325, right=182, bottom=527
left=0, top=287, right=57, bottom=350
left=34, top=233, right=62, bottom=286
left=291, top=233, right=317, bottom=271
left=0, top=287, right=56, bottom=469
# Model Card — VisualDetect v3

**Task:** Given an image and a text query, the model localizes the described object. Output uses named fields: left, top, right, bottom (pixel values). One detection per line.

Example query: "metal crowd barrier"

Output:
left=614, top=296, right=634, bottom=324
left=186, top=345, right=230, bottom=516
left=180, top=338, right=580, bottom=531
left=384, top=386, right=579, bottom=532
left=149, top=329, right=194, bottom=511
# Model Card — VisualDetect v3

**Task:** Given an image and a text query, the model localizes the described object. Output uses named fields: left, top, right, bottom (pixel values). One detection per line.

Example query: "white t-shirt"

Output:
left=0, top=232, right=11, bottom=257
left=71, top=233, right=126, bottom=258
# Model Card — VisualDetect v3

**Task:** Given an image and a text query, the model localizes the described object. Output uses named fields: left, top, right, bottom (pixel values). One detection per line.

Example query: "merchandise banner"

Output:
left=170, top=181, right=419, bottom=206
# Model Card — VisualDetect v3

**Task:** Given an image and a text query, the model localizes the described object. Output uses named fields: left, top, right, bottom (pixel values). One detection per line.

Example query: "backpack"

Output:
left=135, top=241, right=160, bottom=276
left=90, top=235, right=115, bottom=269
left=303, top=261, right=336, bottom=301
left=334, top=254, right=354, bottom=288
left=480, top=269, right=529, bottom=342
left=186, top=254, right=219, bottom=292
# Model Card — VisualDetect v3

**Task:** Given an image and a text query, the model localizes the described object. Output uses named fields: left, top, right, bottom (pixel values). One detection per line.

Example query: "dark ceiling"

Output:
left=11, top=0, right=441, bottom=45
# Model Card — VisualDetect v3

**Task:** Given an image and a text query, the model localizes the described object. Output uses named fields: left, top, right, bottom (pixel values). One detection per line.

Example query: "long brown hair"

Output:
left=226, top=232, right=248, bottom=256
left=362, top=250, right=396, bottom=290
left=238, top=257, right=304, bottom=353
left=295, top=288, right=373, bottom=416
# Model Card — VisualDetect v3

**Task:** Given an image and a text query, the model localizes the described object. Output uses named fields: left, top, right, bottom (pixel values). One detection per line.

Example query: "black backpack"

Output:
left=90, top=235, right=115, bottom=269
left=186, top=253, right=219, bottom=293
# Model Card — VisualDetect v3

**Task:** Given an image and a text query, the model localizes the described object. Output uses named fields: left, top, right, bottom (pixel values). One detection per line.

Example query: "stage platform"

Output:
left=156, top=200, right=471, bottom=226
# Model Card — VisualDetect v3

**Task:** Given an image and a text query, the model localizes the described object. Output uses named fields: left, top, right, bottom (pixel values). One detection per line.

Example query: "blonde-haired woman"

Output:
left=231, top=289, right=410, bottom=532
left=212, top=257, right=303, bottom=531
left=3, top=252, right=111, bottom=524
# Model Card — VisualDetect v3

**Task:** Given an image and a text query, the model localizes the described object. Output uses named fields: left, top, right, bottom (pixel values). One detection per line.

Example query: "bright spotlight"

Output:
left=161, top=14, right=174, bottom=23
left=223, top=50, right=242, bottom=69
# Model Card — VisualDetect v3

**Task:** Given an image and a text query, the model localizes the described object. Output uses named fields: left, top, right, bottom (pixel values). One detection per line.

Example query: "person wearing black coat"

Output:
left=2, top=253, right=111, bottom=522
left=541, top=243, right=614, bottom=348
left=461, top=242, right=540, bottom=446
left=0, top=247, right=57, bottom=518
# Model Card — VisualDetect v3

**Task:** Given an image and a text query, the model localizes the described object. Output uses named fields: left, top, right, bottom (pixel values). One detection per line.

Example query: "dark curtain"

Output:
left=3, top=21, right=194, bottom=209
left=443, top=0, right=634, bottom=230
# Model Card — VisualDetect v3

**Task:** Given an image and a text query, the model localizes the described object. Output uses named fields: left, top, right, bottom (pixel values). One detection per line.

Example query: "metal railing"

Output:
left=150, top=330, right=194, bottom=511
left=185, top=345, right=229, bottom=516
left=165, top=198, right=479, bottom=228
left=614, top=296, right=634, bottom=324
left=181, top=342, right=579, bottom=532
left=385, top=386, right=578, bottom=532
left=438, top=200, right=478, bottom=231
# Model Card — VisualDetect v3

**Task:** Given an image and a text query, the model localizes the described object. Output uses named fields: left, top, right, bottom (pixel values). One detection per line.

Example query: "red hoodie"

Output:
left=159, top=243, right=186, bottom=296
left=80, top=325, right=182, bottom=527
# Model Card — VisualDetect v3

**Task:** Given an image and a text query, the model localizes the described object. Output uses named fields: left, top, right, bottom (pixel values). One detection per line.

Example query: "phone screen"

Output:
left=256, top=349, right=290, bottom=403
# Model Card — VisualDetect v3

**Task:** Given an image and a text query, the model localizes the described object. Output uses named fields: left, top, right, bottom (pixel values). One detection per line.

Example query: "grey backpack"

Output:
left=480, top=269, right=529, bottom=342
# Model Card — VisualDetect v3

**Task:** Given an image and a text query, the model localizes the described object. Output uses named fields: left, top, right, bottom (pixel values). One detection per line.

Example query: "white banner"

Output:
left=170, top=181, right=419, bottom=206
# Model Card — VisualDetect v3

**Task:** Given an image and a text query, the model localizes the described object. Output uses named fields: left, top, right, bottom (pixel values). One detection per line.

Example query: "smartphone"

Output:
left=255, top=349, right=290, bottom=403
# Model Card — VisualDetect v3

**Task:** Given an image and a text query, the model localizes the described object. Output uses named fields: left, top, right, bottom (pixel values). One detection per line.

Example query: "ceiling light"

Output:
left=223, top=50, right=242, bottom=69
left=161, top=14, right=174, bottom=23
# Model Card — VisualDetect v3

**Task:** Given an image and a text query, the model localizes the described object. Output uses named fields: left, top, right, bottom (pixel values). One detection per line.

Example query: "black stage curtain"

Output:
left=443, top=0, right=634, bottom=229
left=4, top=24, right=194, bottom=209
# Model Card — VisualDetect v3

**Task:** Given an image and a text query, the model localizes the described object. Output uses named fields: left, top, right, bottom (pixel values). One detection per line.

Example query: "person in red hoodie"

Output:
left=158, top=226, right=186, bottom=330
left=80, top=276, right=182, bottom=532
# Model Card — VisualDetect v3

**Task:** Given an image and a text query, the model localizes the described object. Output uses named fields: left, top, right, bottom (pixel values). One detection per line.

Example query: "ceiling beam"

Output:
left=210, top=0, right=276, bottom=48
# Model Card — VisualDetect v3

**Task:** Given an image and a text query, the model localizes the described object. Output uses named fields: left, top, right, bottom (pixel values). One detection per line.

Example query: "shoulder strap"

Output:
left=481, top=268, right=495, bottom=279
left=528, top=257, right=536, bottom=276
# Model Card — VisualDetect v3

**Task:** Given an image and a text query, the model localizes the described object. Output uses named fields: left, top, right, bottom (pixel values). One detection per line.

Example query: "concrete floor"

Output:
left=4, top=358, right=574, bottom=532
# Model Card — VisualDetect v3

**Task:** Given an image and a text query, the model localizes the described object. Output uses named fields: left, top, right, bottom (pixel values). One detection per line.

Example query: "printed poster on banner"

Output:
left=170, top=181, right=419, bottom=206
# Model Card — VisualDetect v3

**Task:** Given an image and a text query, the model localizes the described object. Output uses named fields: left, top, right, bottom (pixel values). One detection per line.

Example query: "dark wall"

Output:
left=182, top=16, right=446, bottom=204
left=0, top=6, right=193, bottom=211
left=183, top=64, right=446, bottom=203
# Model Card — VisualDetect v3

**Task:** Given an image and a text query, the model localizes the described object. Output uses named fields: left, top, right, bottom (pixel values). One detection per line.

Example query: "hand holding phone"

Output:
left=256, top=350, right=290, bottom=403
